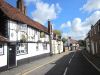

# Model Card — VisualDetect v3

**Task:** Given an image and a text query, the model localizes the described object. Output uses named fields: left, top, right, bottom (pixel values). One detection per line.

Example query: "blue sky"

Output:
left=6, top=0, right=100, bottom=40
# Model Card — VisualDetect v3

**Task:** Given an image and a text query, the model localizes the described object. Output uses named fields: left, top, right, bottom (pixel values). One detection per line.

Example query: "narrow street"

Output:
left=23, top=51, right=100, bottom=75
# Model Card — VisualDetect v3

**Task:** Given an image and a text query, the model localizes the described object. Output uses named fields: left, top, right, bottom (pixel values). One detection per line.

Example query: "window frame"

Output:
left=43, top=43, right=47, bottom=50
left=0, top=44, right=4, bottom=56
left=16, top=43, right=28, bottom=56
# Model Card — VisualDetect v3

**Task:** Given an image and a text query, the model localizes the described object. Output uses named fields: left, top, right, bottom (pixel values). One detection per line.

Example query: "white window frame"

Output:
left=0, top=44, right=4, bottom=56
left=43, top=43, right=47, bottom=50
left=16, top=43, right=28, bottom=56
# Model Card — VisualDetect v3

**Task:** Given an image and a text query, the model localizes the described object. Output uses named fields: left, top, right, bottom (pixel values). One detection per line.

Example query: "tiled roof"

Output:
left=0, top=35, right=8, bottom=42
left=70, top=39, right=78, bottom=44
left=0, top=0, right=48, bottom=33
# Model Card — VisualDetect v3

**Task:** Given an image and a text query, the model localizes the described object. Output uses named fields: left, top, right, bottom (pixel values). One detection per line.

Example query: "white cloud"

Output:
left=25, top=0, right=41, bottom=5
left=25, top=0, right=61, bottom=24
left=82, top=11, right=100, bottom=26
left=61, top=21, right=71, bottom=29
left=81, top=0, right=100, bottom=12
left=62, top=33, right=68, bottom=39
left=61, top=11, right=100, bottom=40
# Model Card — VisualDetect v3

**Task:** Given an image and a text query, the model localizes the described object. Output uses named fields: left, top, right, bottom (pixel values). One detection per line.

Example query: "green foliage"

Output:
left=20, top=34, right=27, bottom=42
left=40, top=32, right=45, bottom=38
left=53, top=30, right=62, bottom=36
left=78, top=40, right=86, bottom=47
left=62, top=37, right=67, bottom=44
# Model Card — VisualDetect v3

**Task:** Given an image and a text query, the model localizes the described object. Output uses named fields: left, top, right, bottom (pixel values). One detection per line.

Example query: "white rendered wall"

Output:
left=0, top=44, right=7, bottom=67
left=52, top=40, right=63, bottom=54
left=16, top=43, right=50, bottom=61
left=91, top=41, right=95, bottom=55
left=86, top=38, right=90, bottom=53
left=8, top=21, right=17, bottom=41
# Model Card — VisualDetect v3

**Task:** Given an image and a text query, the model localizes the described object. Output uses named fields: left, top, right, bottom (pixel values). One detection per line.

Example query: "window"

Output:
left=36, top=43, right=39, bottom=51
left=35, top=30, right=38, bottom=35
left=94, top=27, right=96, bottom=34
left=90, top=32, right=91, bottom=37
left=43, top=43, right=47, bottom=50
left=98, top=25, right=100, bottom=32
left=20, top=32, right=27, bottom=42
left=16, top=43, right=28, bottom=56
left=0, top=44, right=4, bottom=56
left=40, top=32, right=45, bottom=38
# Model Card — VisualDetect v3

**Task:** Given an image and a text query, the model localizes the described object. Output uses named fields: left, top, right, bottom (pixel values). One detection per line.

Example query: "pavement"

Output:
left=82, top=50, right=100, bottom=72
left=0, top=51, right=70, bottom=75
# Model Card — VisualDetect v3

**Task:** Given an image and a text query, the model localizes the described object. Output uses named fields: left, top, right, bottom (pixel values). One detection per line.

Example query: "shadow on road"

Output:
left=45, top=52, right=74, bottom=75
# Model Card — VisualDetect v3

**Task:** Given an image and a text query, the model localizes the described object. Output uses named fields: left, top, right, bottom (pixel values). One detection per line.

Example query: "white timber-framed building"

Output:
left=0, top=0, right=51, bottom=71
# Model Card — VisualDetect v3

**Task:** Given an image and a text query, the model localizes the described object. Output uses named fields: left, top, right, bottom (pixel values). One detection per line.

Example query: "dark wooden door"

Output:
left=8, top=43, right=16, bottom=68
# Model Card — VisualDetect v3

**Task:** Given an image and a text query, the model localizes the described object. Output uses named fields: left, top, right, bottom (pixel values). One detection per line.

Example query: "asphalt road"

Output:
left=65, top=51, right=100, bottom=75
left=25, top=51, right=100, bottom=75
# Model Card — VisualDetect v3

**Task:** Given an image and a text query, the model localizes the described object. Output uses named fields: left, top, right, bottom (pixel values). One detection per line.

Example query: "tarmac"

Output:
left=82, top=50, right=100, bottom=72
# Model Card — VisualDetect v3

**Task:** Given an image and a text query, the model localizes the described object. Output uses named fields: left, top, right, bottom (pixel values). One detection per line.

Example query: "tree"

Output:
left=53, top=30, right=62, bottom=36
left=78, top=40, right=86, bottom=47
left=62, top=37, right=67, bottom=44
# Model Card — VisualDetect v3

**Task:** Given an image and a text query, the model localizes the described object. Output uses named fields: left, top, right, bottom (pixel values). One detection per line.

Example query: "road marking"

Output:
left=63, top=52, right=76, bottom=75
left=83, top=54, right=100, bottom=72
left=69, top=58, right=72, bottom=64
left=16, top=53, right=69, bottom=75
left=63, top=67, right=68, bottom=75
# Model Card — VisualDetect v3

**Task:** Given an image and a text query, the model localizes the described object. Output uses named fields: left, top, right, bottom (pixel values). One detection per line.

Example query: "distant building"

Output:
left=48, top=21, right=63, bottom=54
left=67, top=37, right=78, bottom=51
left=52, top=32, right=63, bottom=54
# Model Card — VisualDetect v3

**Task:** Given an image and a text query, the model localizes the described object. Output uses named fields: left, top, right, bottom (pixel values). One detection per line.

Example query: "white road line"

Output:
left=63, top=52, right=76, bottom=75
left=16, top=53, right=68, bottom=75
left=69, top=58, right=72, bottom=64
left=83, top=54, right=100, bottom=72
left=63, top=67, right=68, bottom=75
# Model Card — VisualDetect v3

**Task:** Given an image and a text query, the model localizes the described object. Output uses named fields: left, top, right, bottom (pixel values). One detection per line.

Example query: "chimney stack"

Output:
left=17, top=0, right=26, bottom=15
left=48, top=19, right=52, bottom=34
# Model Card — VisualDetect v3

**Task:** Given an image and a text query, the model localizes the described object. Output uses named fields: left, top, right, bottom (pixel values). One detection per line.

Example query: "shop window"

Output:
left=0, top=44, right=4, bottom=56
left=16, top=43, right=28, bottom=56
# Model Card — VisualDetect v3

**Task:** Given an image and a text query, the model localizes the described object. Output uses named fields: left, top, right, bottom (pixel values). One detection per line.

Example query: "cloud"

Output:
left=61, top=11, right=100, bottom=40
left=81, top=0, right=100, bottom=12
left=62, top=33, right=68, bottom=39
left=25, top=0, right=61, bottom=24
left=61, top=21, right=71, bottom=29
left=25, top=0, right=41, bottom=5
left=82, top=11, right=100, bottom=26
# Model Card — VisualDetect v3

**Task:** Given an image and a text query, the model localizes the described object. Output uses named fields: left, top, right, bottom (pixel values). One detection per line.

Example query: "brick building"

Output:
left=85, top=19, right=100, bottom=56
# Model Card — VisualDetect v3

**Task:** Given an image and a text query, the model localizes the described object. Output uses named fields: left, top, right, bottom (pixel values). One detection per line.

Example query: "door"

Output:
left=8, top=43, right=16, bottom=68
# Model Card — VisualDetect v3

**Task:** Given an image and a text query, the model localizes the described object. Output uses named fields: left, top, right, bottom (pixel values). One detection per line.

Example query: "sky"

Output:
left=6, top=0, right=100, bottom=40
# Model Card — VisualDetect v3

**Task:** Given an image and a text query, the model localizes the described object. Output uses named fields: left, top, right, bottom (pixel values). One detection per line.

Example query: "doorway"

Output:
left=8, top=43, right=16, bottom=68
